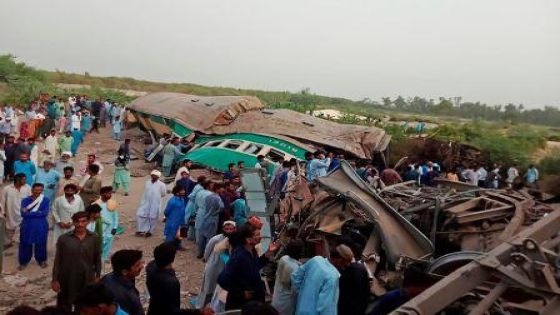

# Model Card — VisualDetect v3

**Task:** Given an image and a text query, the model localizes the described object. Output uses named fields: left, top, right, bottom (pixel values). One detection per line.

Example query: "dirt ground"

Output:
left=0, top=124, right=204, bottom=313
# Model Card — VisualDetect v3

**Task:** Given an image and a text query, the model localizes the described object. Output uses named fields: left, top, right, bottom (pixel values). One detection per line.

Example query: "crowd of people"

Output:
left=3, top=94, right=546, bottom=315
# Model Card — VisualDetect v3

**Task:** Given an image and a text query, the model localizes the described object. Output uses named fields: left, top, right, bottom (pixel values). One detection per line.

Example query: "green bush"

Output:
left=539, top=150, right=560, bottom=176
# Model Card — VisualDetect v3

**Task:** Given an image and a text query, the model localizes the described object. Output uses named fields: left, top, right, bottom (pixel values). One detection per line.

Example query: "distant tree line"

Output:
left=358, top=96, right=560, bottom=128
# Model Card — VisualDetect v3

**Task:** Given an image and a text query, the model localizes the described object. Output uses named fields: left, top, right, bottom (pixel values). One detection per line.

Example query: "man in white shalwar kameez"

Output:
left=136, top=170, right=167, bottom=236
left=44, top=129, right=59, bottom=158
left=0, top=173, right=31, bottom=246
left=196, top=221, right=236, bottom=309
left=52, top=183, right=84, bottom=245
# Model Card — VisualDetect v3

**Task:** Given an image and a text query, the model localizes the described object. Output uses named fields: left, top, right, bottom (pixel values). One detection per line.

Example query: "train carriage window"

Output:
left=266, top=148, right=285, bottom=162
left=224, top=140, right=243, bottom=150
left=244, top=143, right=263, bottom=155
left=204, top=141, right=222, bottom=147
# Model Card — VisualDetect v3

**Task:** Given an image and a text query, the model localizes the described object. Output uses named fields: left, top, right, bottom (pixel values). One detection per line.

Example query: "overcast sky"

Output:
left=1, top=0, right=559, bottom=108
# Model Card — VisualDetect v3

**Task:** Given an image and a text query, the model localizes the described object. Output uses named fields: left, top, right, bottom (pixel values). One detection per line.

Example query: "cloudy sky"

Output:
left=1, top=0, right=559, bottom=108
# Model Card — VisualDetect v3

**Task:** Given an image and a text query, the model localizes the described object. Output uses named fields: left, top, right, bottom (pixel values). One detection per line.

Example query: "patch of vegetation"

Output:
left=0, top=55, right=132, bottom=106
left=431, top=121, right=547, bottom=167
left=539, top=150, right=560, bottom=176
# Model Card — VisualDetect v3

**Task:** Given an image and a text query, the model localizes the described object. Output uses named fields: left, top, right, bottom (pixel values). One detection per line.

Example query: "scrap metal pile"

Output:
left=380, top=180, right=554, bottom=255
left=272, top=161, right=559, bottom=315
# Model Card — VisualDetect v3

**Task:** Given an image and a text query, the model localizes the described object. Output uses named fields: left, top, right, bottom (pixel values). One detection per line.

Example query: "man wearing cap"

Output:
left=52, top=183, right=84, bottom=244
left=52, top=211, right=102, bottom=311
left=136, top=170, right=167, bottom=237
left=196, top=220, right=236, bottom=309
left=55, top=152, right=74, bottom=174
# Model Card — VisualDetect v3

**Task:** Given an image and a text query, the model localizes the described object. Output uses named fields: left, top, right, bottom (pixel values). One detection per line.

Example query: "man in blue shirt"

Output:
left=14, top=153, right=36, bottom=186
left=19, top=183, right=50, bottom=270
left=308, top=151, right=331, bottom=181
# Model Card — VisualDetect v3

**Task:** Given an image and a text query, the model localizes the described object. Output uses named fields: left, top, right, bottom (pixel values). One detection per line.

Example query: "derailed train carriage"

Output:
left=128, top=92, right=391, bottom=172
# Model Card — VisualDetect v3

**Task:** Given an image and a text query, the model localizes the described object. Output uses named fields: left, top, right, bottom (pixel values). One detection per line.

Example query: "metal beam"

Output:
left=390, top=209, right=560, bottom=315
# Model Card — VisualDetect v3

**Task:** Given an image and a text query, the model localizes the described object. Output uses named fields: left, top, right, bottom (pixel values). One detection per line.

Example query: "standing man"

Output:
left=112, top=116, right=122, bottom=141
left=161, top=138, right=177, bottom=177
left=58, top=131, right=74, bottom=156
left=95, top=186, right=119, bottom=262
left=136, top=170, right=166, bottom=237
left=4, top=135, right=17, bottom=180
left=56, top=166, right=79, bottom=197
left=308, top=151, right=331, bottom=181
left=334, top=245, right=370, bottom=315
left=272, top=240, right=304, bottom=315
left=80, top=164, right=102, bottom=207
left=0, top=173, right=31, bottom=247
left=476, top=165, right=488, bottom=188
left=91, top=98, right=102, bottom=133
left=291, top=251, right=341, bottom=315
left=0, top=117, right=12, bottom=142
left=163, top=185, right=187, bottom=245
left=113, top=154, right=131, bottom=196
left=52, top=211, right=101, bottom=311
left=52, top=184, right=84, bottom=244
left=55, top=152, right=74, bottom=174
left=217, top=224, right=271, bottom=310
left=14, top=153, right=36, bottom=186
left=34, top=160, right=61, bottom=207
left=19, top=183, right=50, bottom=270
left=79, top=153, right=105, bottom=177
left=196, top=221, right=236, bottom=309
left=198, top=183, right=225, bottom=258
left=174, top=159, right=192, bottom=183
left=101, top=249, right=145, bottom=315
left=44, top=129, right=59, bottom=158
left=194, top=180, right=213, bottom=258
left=524, top=164, right=540, bottom=188
left=70, top=111, right=81, bottom=132
left=506, top=164, right=519, bottom=188
left=70, top=128, right=84, bottom=157
left=118, top=138, right=131, bottom=162
left=147, top=242, right=212, bottom=315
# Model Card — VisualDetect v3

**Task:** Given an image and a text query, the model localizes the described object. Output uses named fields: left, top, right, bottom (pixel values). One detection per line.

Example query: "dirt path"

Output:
left=0, top=125, right=204, bottom=312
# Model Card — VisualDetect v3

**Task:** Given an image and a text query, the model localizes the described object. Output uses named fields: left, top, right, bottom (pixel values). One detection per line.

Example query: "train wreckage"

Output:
left=128, top=92, right=391, bottom=172
left=264, top=162, right=559, bottom=314
left=128, top=93, right=559, bottom=314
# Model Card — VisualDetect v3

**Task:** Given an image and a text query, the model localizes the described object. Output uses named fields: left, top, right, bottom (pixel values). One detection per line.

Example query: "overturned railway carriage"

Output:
left=128, top=92, right=390, bottom=171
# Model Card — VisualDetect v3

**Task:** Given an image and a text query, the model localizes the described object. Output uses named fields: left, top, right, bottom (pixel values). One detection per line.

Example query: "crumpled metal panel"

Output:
left=317, top=161, right=434, bottom=264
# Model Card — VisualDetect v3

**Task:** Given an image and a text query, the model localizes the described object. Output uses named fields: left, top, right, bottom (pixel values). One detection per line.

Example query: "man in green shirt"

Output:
left=58, top=131, right=74, bottom=155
